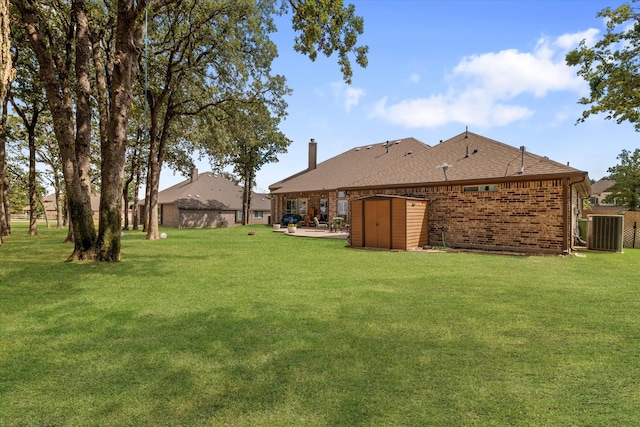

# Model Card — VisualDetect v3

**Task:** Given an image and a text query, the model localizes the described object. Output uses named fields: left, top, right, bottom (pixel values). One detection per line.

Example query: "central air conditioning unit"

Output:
left=587, top=214, right=624, bottom=252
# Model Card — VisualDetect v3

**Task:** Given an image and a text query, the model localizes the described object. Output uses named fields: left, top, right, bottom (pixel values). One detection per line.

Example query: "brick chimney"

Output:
left=191, top=167, right=198, bottom=182
left=308, top=138, right=317, bottom=170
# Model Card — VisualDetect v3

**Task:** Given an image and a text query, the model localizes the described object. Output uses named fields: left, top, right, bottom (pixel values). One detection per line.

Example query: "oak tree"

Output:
left=0, top=0, right=13, bottom=245
left=566, top=2, right=640, bottom=129
left=605, top=148, right=640, bottom=210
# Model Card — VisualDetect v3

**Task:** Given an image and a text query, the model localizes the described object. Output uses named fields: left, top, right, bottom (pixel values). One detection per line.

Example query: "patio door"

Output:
left=364, top=199, right=391, bottom=249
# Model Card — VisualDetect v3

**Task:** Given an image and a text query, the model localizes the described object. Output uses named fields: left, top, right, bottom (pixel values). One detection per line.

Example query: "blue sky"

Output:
left=164, top=0, right=637, bottom=192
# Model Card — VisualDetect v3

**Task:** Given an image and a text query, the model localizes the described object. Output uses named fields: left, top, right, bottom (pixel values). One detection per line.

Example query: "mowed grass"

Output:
left=1, top=223, right=639, bottom=426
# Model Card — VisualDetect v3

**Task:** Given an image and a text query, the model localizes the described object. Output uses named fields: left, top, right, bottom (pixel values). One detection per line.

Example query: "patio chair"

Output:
left=314, top=217, right=328, bottom=228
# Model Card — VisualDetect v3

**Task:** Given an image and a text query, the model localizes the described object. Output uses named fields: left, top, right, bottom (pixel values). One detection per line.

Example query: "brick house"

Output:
left=269, top=137, right=430, bottom=226
left=270, top=132, right=591, bottom=253
left=151, top=170, right=271, bottom=228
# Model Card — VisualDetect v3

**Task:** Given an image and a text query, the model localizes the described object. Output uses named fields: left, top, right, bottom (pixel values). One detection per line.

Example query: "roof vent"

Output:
left=355, top=147, right=361, bottom=151
left=366, top=145, right=372, bottom=149
left=437, top=163, right=450, bottom=180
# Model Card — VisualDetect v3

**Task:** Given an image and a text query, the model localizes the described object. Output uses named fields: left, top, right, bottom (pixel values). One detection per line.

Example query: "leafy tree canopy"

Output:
left=285, top=0, right=368, bottom=84
left=566, top=1, right=640, bottom=130
left=605, top=148, right=640, bottom=210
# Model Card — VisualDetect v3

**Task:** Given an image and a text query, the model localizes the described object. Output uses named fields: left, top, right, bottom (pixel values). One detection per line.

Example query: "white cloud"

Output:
left=370, top=31, right=591, bottom=129
left=452, top=37, right=584, bottom=98
left=409, top=73, right=421, bottom=84
left=344, top=87, right=365, bottom=111
left=329, top=81, right=365, bottom=111
left=371, top=95, right=534, bottom=129
left=555, top=28, right=600, bottom=49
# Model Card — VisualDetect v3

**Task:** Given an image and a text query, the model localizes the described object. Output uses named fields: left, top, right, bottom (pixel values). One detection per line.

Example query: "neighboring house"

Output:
left=270, top=132, right=591, bottom=253
left=25, top=192, right=101, bottom=221
left=588, top=178, right=615, bottom=207
left=151, top=169, right=271, bottom=228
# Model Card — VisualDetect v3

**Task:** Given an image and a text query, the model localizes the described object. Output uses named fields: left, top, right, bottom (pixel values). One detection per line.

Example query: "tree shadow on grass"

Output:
left=2, top=300, right=424, bottom=426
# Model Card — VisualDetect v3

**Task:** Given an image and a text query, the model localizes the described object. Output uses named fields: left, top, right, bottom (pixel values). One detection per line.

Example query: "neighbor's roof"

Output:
left=41, top=192, right=101, bottom=212
left=590, top=178, right=614, bottom=195
left=346, top=132, right=590, bottom=191
left=269, top=137, right=430, bottom=193
left=158, top=172, right=270, bottom=211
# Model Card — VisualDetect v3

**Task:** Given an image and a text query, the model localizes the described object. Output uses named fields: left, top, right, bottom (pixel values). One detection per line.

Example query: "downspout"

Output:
left=562, top=177, right=569, bottom=254
left=568, top=174, right=588, bottom=252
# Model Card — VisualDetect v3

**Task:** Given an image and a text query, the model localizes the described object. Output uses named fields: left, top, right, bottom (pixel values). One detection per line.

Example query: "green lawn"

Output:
left=1, top=224, right=639, bottom=426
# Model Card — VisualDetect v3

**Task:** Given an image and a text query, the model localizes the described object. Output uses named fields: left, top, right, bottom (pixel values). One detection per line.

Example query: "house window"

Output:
left=320, top=198, right=328, bottom=215
left=337, top=191, right=346, bottom=198
left=337, top=200, right=348, bottom=215
left=464, top=185, right=497, bottom=193
left=254, top=211, right=263, bottom=219
left=286, top=199, right=297, bottom=214
left=237, top=210, right=243, bottom=221
left=299, top=199, right=307, bottom=215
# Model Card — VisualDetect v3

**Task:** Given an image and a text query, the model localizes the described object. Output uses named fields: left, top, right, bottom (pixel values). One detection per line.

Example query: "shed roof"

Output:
left=158, top=172, right=270, bottom=211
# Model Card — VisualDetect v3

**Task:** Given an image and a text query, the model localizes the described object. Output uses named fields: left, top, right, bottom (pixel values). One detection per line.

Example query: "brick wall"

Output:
left=161, top=204, right=180, bottom=227
left=272, top=191, right=340, bottom=224
left=351, top=178, right=568, bottom=253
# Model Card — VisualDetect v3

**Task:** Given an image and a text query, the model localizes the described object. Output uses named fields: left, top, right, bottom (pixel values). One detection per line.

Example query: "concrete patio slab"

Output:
left=273, top=226, right=348, bottom=239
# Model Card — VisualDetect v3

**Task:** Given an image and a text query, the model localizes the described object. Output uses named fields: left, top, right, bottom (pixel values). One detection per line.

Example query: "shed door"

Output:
left=364, top=199, right=391, bottom=249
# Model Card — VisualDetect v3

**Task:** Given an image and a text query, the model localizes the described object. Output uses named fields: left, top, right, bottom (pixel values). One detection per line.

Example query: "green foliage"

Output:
left=605, top=148, right=640, bottom=210
left=286, top=0, right=368, bottom=84
left=6, top=161, right=28, bottom=212
left=1, top=224, right=640, bottom=425
left=566, top=2, right=640, bottom=130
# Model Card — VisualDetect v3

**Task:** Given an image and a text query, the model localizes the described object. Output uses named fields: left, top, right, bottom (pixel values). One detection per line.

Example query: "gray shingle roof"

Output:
left=347, top=132, right=587, bottom=189
left=590, top=178, right=614, bottom=195
left=269, top=137, right=430, bottom=193
left=269, top=132, right=589, bottom=194
left=158, top=172, right=270, bottom=211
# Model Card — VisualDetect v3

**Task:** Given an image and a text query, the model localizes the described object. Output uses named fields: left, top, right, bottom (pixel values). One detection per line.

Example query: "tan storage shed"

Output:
left=350, top=195, right=428, bottom=250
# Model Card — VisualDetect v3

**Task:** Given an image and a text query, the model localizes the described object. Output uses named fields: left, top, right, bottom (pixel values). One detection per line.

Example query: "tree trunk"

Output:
left=28, top=128, right=37, bottom=235
left=132, top=189, right=140, bottom=231
left=131, top=143, right=142, bottom=231
left=0, top=0, right=12, bottom=245
left=0, top=97, right=8, bottom=243
left=39, top=197, right=50, bottom=229
left=64, top=198, right=74, bottom=244
left=97, top=0, right=145, bottom=260
left=0, top=98, right=9, bottom=245
left=145, top=102, right=172, bottom=241
left=122, top=187, right=130, bottom=230
left=145, top=137, right=162, bottom=240
left=15, top=0, right=96, bottom=259
left=54, top=178, right=63, bottom=229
